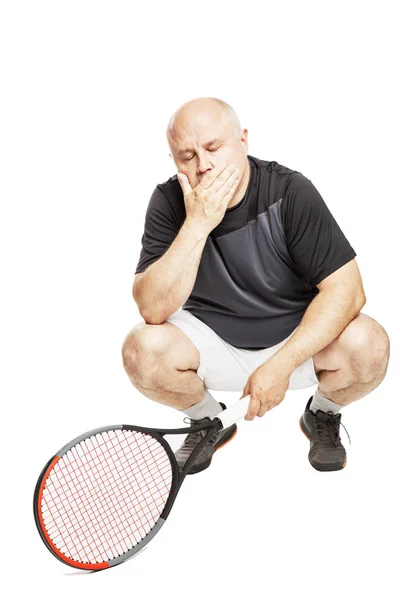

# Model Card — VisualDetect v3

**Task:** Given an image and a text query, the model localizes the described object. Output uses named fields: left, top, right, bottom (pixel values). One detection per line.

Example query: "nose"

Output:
left=197, top=153, right=213, bottom=176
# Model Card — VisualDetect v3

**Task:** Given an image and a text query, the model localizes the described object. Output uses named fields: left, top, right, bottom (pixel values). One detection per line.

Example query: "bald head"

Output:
left=166, top=96, right=249, bottom=200
left=166, top=97, right=241, bottom=149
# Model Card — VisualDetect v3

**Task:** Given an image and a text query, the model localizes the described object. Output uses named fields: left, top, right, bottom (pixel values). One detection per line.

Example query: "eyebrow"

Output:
left=177, top=138, right=222, bottom=157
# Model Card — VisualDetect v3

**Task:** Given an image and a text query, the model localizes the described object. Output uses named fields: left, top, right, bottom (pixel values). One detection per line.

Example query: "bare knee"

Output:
left=121, top=323, right=170, bottom=384
left=343, top=313, right=390, bottom=383
left=122, top=321, right=201, bottom=387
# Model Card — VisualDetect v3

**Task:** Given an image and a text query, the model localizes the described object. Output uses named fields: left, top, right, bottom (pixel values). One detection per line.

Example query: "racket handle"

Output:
left=215, top=395, right=251, bottom=429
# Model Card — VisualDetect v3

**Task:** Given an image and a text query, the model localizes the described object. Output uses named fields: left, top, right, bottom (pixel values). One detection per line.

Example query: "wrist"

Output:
left=182, top=219, right=210, bottom=241
left=263, top=352, right=295, bottom=377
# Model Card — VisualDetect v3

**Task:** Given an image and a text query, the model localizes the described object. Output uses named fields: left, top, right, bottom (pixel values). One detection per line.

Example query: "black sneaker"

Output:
left=175, top=402, right=237, bottom=475
left=299, top=396, right=351, bottom=472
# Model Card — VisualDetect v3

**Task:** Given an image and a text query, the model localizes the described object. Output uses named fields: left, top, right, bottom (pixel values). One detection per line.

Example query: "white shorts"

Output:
left=165, top=308, right=319, bottom=392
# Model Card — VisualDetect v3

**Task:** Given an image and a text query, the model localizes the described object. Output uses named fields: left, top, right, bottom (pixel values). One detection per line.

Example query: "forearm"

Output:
left=134, top=221, right=209, bottom=324
left=268, top=286, right=366, bottom=374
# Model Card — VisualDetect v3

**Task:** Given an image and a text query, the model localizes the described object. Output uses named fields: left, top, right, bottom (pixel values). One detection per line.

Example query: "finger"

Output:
left=177, top=172, right=192, bottom=196
left=258, top=405, right=270, bottom=418
left=201, top=163, right=237, bottom=191
left=219, top=170, right=241, bottom=206
left=246, top=398, right=260, bottom=421
left=240, top=384, right=249, bottom=400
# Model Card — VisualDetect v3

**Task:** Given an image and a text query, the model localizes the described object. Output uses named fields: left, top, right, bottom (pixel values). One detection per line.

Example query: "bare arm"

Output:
left=133, top=221, right=209, bottom=324
left=134, top=163, right=241, bottom=323
left=265, top=259, right=366, bottom=374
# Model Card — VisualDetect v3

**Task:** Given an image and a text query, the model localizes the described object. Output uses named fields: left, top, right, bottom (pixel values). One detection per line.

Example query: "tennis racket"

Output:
left=33, top=394, right=251, bottom=571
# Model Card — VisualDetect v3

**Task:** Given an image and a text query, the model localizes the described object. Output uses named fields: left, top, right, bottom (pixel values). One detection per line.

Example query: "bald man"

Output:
left=122, top=97, right=390, bottom=474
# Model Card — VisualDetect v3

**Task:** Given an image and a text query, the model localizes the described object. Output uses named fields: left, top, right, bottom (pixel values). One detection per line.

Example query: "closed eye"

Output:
left=183, top=147, right=220, bottom=161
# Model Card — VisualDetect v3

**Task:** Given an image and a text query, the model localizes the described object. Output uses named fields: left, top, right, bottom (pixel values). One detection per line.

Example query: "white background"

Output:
left=1, top=1, right=399, bottom=598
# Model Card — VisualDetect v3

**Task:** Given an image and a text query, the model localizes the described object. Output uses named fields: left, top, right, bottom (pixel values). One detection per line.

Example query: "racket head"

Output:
left=33, top=425, right=180, bottom=571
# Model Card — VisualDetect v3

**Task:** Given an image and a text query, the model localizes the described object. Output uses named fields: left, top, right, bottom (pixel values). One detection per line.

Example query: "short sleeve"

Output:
left=135, top=185, right=181, bottom=274
left=280, top=172, right=357, bottom=286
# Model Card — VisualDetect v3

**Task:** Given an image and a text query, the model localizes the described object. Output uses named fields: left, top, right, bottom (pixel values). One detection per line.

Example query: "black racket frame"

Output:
left=33, top=415, right=223, bottom=571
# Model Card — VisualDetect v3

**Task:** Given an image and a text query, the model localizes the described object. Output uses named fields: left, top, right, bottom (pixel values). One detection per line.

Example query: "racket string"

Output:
left=41, top=429, right=173, bottom=565
left=45, top=433, right=170, bottom=561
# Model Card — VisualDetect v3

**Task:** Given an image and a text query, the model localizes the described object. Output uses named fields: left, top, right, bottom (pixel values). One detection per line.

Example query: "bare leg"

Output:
left=122, top=321, right=207, bottom=411
left=316, top=367, right=388, bottom=406
left=313, top=313, right=390, bottom=406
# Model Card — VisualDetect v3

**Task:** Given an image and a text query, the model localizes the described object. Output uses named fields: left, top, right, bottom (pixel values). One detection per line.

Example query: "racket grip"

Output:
left=215, top=395, right=251, bottom=429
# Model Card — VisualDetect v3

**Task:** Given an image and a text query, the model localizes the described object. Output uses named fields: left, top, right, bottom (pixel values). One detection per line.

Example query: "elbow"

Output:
left=140, top=309, right=166, bottom=325
left=358, top=283, right=367, bottom=305
left=361, top=292, right=367, bottom=305
left=355, top=290, right=367, bottom=311
left=135, top=300, right=166, bottom=325
left=132, top=281, right=173, bottom=324
left=132, top=288, right=162, bottom=324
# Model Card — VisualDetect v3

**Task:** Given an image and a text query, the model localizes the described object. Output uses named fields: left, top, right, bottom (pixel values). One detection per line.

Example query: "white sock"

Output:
left=310, top=388, right=343, bottom=414
left=179, top=389, right=222, bottom=420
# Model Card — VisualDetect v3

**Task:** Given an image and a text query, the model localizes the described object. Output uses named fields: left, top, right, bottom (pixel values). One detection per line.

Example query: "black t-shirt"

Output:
left=135, top=154, right=357, bottom=349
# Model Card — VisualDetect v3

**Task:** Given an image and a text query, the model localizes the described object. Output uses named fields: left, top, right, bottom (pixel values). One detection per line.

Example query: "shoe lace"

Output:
left=180, top=417, right=209, bottom=448
left=315, top=411, right=351, bottom=446
left=182, top=416, right=218, bottom=446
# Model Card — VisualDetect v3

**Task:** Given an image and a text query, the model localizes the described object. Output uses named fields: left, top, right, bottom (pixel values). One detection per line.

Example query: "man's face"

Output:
left=169, top=109, right=248, bottom=190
